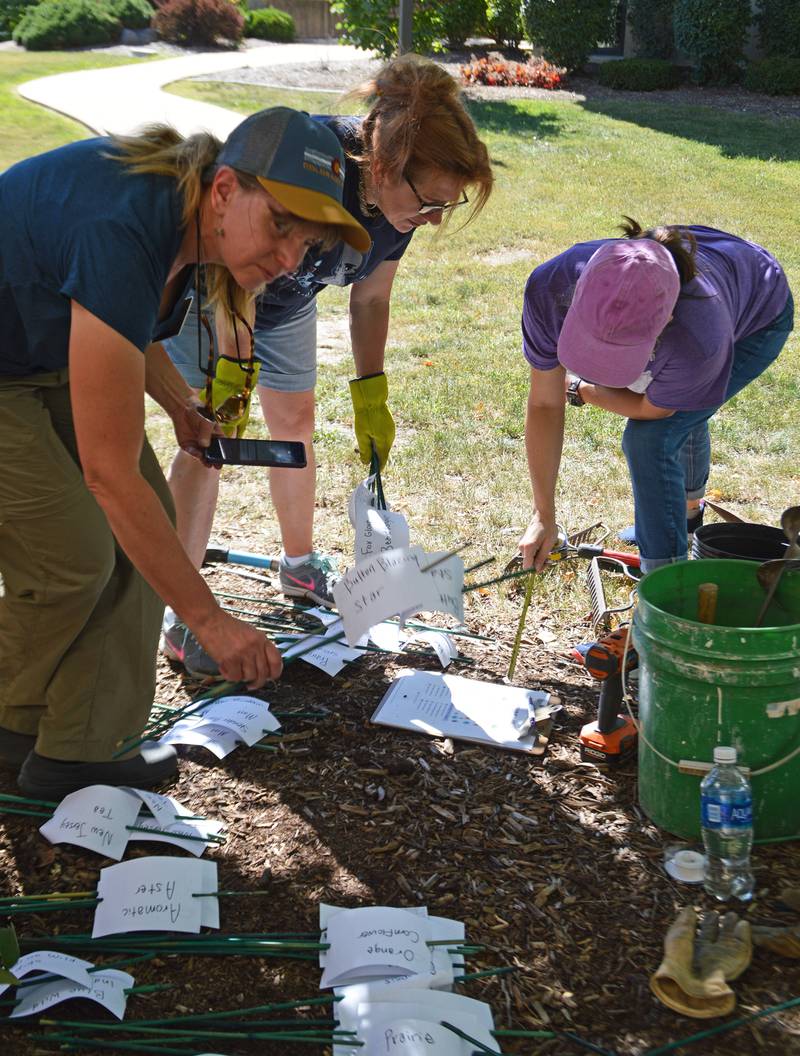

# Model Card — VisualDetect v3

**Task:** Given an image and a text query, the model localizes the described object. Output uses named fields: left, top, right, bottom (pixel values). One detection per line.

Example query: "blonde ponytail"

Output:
left=108, top=125, right=256, bottom=322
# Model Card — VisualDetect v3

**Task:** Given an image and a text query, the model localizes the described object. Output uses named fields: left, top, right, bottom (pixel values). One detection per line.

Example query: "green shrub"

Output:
left=598, top=57, right=680, bottom=90
left=438, top=0, right=484, bottom=48
left=745, top=56, right=800, bottom=95
left=245, top=5, right=293, bottom=41
left=13, top=0, right=120, bottom=48
left=0, top=0, right=36, bottom=36
left=486, top=0, right=524, bottom=47
left=673, top=0, right=751, bottom=84
left=110, top=0, right=152, bottom=28
left=755, top=0, right=800, bottom=59
left=330, top=0, right=443, bottom=59
left=523, top=0, right=619, bottom=72
left=153, top=0, right=243, bottom=43
left=627, top=0, right=674, bottom=59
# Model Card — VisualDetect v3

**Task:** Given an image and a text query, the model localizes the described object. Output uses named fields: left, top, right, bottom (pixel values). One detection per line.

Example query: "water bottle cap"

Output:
left=664, top=846, right=706, bottom=883
left=713, top=746, right=737, bottom=764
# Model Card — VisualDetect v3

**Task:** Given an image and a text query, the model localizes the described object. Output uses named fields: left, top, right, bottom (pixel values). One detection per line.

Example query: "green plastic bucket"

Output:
left=632, top=559, right=800, bottom=840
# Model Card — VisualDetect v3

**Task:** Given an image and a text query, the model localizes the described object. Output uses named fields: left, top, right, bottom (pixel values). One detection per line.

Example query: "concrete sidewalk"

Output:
left=18, top=41, right=365, bottom=139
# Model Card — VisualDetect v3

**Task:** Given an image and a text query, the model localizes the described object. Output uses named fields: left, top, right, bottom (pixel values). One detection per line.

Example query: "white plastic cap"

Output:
left=714, top=746, right=737, bottom=764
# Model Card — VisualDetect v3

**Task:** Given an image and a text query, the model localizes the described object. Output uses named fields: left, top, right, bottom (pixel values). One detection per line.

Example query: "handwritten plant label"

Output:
left=348, top=476, right=382, bottom=525
left=368, top=621, right=406, bottom=652
left=355, top=506, right=411, bottom=564
left=0, top=951, right=93, bottom=997
left=92, top=857, right=217, bottom=938
left=39, top=785, right=141, bottom=860
left=281, top=619, right=365, bottom=676
left=364, top=1018, right=466, bottom=1055
left=187, top=695, right=280, bottom=747
left=407, top=631, right=458, bottom=669
left=320, top=906, right=432, bottom=988
left=10, top=969, right=134, bottom=1020
left=158, top=718, right=245, bottom=759
left=332, top=547, right=464, bottom=647
left=334, top=987, right=494, bottom=1056
left=126, top=790, right=225, bottom=857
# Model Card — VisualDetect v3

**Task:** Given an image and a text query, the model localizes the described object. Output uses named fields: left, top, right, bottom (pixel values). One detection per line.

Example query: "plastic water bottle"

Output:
left=700, top=746, right=755, bottom=902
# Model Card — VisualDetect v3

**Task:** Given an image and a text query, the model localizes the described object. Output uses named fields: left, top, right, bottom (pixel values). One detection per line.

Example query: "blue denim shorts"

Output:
left=164, top=298, right=318, bottom=393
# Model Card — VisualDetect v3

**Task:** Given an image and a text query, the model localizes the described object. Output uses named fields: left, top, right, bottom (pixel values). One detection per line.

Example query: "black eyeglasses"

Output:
left=404, top=172, right=469, bottom=215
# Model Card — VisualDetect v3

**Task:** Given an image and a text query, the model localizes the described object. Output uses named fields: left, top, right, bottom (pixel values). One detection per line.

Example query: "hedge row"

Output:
left=8, top=0, right=294, bottom=48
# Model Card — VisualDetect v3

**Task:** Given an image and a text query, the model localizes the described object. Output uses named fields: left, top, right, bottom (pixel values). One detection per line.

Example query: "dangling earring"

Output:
left=214, top=226, right=224, bottom=238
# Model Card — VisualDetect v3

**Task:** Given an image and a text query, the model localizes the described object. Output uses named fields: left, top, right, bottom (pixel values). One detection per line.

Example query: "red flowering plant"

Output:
left=460, top=52, right=564, bottom=89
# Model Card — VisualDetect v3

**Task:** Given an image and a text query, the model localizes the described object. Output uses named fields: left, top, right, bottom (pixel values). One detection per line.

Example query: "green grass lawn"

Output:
left=5, top=65, right=799, bottom=619
left=0, top=52, right=149, bottom=168
left=167, top=79, right=800, bottom=601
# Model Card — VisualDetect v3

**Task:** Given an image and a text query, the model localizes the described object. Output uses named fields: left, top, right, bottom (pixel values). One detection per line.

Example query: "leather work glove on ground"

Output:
left=752, top=887, right=800, bottom=957
left=205, top=356, right=260, bottom=437
left=349, top=372, right=395, bottom=469
left=650, top=907, right=752, bottom=1018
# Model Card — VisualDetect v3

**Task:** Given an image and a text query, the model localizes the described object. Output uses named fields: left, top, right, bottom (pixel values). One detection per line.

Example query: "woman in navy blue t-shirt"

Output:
left=0, top=109, right=365, bottom=797
left=161, top=55, right=494, bottom=677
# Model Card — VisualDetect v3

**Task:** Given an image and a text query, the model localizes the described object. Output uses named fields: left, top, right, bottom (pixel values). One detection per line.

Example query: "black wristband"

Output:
left=566, top=377, right=585, bottom=407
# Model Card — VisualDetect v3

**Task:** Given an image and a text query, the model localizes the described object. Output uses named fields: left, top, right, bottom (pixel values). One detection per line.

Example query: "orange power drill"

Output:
left=574, top=626, right=638, bottom=766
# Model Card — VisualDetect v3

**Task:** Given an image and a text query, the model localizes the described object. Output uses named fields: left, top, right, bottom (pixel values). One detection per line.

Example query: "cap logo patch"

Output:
left=303, top=147, right=344, bottom=186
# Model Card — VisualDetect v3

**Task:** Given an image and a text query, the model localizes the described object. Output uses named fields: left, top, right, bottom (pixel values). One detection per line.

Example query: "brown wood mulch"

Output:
left=1, top=562, right=799, bottom=1056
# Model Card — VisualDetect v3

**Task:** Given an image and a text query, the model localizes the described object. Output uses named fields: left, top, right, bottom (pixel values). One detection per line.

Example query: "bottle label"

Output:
left=701, top=796, right=753, bottom=829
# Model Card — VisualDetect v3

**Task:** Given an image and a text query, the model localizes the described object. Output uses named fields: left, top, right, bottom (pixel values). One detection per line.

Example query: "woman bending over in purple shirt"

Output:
left=518, top=220, right=793, bottom=574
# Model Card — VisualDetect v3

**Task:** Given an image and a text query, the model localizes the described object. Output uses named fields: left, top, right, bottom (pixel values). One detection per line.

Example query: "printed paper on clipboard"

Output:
left=371, top=670, right=560, bottom=754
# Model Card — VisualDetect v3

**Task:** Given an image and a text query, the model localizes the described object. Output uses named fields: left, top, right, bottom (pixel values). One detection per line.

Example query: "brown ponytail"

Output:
left=619, top=216, right=699, bottom=284
left=346, top=54, right=493, bottom=226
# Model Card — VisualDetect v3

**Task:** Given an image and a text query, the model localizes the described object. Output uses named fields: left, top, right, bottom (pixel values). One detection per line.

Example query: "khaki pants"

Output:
left=0, top=369, right=174, bottom=760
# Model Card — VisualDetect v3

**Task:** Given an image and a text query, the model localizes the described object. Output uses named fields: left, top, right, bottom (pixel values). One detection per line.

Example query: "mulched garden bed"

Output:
left=1, top=557, right=798, bottom=1056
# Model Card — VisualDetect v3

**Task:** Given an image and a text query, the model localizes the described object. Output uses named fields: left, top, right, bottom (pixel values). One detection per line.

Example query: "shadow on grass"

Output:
left=577, top=96, right=800, bottom=163
left=466, top=99, right=566, bottom=139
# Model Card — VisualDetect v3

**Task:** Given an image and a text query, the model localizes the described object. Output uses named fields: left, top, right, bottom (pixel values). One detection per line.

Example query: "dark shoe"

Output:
left=0, top=726, right=37, bottom=769
left=17, top=742, right=178, bottom=799
left=161, top=608, right=220, bottom=679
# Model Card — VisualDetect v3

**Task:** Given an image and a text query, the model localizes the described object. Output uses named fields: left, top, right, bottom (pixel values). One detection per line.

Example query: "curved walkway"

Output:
left=18, top=41, right=365, bottom=138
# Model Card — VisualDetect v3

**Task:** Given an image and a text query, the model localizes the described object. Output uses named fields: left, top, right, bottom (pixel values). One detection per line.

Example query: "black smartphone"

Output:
left=203, top=438, right=307, bottom=468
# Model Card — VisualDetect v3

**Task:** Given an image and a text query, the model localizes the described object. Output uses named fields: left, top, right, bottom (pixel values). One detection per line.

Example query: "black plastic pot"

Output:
left=692, top=522, right=788, bottom=562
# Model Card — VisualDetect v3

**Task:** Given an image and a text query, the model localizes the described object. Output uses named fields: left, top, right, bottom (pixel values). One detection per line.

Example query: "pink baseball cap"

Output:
left=557, top=239, right=681, bottom=387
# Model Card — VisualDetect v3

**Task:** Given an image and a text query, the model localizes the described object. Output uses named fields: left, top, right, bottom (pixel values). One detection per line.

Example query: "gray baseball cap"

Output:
left=217, top=107, right=370, bottom=253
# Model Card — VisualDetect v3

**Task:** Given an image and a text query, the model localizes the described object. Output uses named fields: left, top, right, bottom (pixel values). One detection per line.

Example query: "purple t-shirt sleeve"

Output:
left=521, top=242, right=603, bottom=370
left=522, top=278, right=559, bottom=369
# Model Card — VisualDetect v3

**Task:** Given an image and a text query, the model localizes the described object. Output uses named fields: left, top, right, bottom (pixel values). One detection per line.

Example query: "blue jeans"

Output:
left=621, top=294, right=794, bottom=573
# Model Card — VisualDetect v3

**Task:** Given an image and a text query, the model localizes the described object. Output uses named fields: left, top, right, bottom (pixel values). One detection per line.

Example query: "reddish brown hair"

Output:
left=347, top=54, right=493, bottom=225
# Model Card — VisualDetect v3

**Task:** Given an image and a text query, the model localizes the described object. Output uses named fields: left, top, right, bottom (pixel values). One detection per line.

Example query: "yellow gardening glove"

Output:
left=349, top=372, right=395, bottom=469
left=752, top=924, right=800, bottom=958
left=696, top=911, right=752, bottom=981
left=650, top=908, right=750, bottom=1018
left=206, top=355, right=260, bottom=438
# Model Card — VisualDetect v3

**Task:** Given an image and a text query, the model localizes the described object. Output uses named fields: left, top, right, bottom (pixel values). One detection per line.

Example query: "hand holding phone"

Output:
left=203, top=437, right=307, bottom=469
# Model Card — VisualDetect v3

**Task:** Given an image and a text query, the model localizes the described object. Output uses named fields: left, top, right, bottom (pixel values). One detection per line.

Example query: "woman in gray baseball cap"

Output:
left=0, top=108, right=367, bottom=798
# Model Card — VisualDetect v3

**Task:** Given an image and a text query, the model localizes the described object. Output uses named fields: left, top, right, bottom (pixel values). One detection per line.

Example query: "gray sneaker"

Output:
left=160, top=608, right=220, bottom=678
left=279, top=552, right=339, bottom=607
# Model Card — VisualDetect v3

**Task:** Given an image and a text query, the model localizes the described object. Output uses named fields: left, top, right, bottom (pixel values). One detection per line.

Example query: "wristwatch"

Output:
left=566, top=376, right=585, bottom=407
